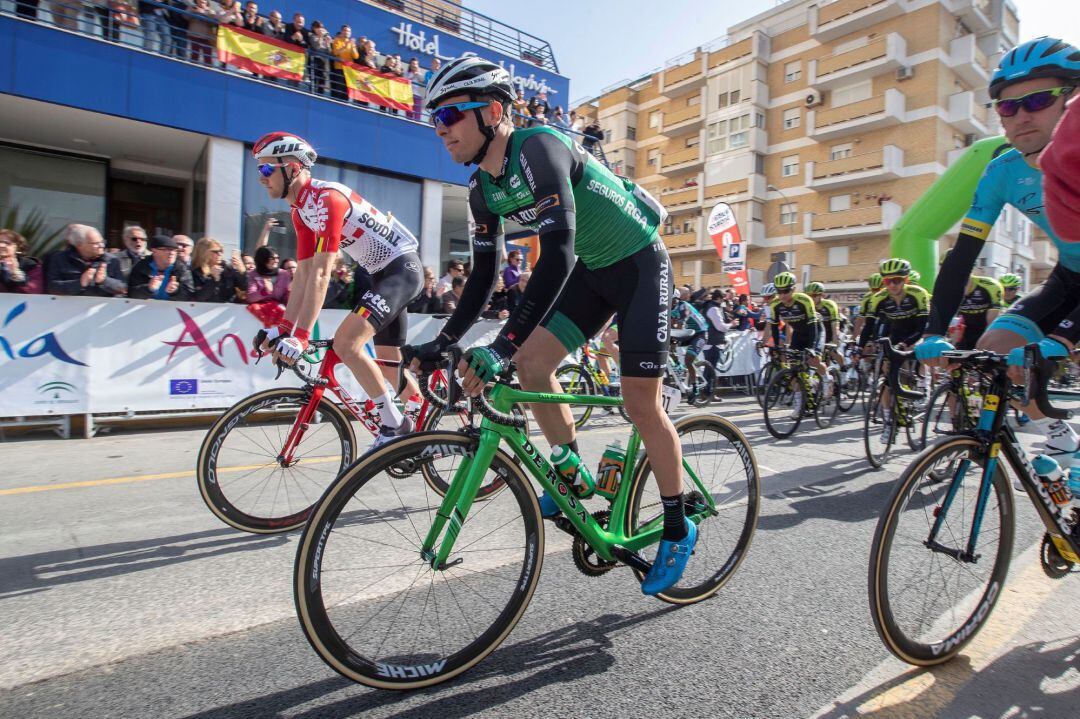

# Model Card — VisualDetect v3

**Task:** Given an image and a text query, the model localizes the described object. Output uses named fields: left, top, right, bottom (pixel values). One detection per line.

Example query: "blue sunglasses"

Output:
left=430, top=101, right=491, bottom=128
left=257, top=162, right=290, bottom=177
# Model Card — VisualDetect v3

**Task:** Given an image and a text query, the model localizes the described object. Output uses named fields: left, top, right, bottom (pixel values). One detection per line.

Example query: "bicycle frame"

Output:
left=418, top=383, right=718, bottom=571
left=925, top=376, right=1080, bottom=563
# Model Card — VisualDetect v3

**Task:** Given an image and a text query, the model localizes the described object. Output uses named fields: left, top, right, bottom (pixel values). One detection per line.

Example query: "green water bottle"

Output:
left=550, top=444, right=596, bottom=499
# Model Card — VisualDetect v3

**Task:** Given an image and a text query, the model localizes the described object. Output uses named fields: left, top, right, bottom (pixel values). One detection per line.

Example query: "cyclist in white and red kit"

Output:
left=252, top=131, right=423, bottom=445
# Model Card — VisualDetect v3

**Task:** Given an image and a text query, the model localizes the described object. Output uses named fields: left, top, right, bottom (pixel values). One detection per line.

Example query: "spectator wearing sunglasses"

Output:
left=191, top=237, right=247, bottom=302
left=246, top=245, right=291, bottom=303
left=915, top=36, right=1080, bottom=463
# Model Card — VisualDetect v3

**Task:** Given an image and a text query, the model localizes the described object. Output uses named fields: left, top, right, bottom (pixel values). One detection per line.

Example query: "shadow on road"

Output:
left=0, top=527, right=288, bottom=598
left=757, top=467, right=894, bottom=531
left=178, top=608, right=676, bottom=719
left=813, top=634, right=1079, bottom=718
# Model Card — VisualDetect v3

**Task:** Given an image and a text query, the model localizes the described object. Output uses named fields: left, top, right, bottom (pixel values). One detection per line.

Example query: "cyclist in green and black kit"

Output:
left=408, top=56, right=694, bottom=595
left=999, top=272, right=1023, bottom=307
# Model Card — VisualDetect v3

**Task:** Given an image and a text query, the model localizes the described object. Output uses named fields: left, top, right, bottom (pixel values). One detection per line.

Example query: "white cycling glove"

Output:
left=275, top=336, right=306, bottom=363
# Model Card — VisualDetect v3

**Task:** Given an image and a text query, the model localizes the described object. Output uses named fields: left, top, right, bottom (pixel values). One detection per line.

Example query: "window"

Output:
left=717, top=92, right=729, bottom=109
left=781, top=155, right=799, bottom=177
left=755, top=153, right=766, bottom=175
left=681, top=260, right=698, bottom=275
left=827, top=246, right=849, bottom=266
left=627, top=126, right=637, bottom=140
left=830, top=143, right=853, bottom=160
left=686, top=135, right=700, bottom=147
left=688, top=95, right=701, bottom=106
left=648, top=149, right=659, bottom=167
left=780, top=202, right=798, bottom=225
left=829, top=194, right=852, bottom=212
left=784, top=60, right=801, bottom=83
left=832, top=79, right=872, bottom=107
left=649, top=111, right=660, bottom=128
left=682, top=219, right=695, bottom=234
left=730, top=89, right=741, bottom=104
left=707, top=120, right=726, bottom=154
left=783, top=107, right=801, bottom=130
left=625, top=165, right=636, bottom=178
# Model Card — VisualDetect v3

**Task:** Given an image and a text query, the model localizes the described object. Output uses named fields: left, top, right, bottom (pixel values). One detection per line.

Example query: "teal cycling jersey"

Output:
left=962, top=148, right=1080, bottom=272
left=673, top=301, right=708, bottom=333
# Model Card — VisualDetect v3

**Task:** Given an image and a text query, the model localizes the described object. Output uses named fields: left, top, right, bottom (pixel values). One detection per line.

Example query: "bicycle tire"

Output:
left=555, top=363, right=596, bottom=429
left=864, top=382, right=895, bottom=468
left=763, top=368, right=803, bottom=439
left=868, top=436, right=1014, bottom=665
left=815, top=368, right=842, bottom=429
left=197, top=388, right=356, bottom=534
left=691, top=360, right=713, bottom=407
left=623, top=413, right=759, bottom=604
left=838, top=364, right=860, bottom=412
left=419, top=402, right=528, bottom=499
left=294, top=430, right=544, bottom=689
left=920, top=382, right=974, bottom=449
left=755, top=363, right=775, bottom=409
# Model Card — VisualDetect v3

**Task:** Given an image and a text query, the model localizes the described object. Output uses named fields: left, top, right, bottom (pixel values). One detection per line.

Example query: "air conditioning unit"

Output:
left=805, top=89, right=823, bottom=108
left=896, top=66, right=914, bottom=81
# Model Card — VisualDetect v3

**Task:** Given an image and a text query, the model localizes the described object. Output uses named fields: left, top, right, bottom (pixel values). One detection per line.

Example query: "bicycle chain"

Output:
left=572, top=510, right=617, bottom=577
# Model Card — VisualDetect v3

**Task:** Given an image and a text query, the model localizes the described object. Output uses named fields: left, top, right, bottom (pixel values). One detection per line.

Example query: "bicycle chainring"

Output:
left=1040, top=532, right=1076, bottom=579
left=572, top=510, right=618, bottom=577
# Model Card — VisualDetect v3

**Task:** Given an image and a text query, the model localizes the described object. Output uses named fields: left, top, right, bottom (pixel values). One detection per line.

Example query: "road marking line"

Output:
left=0, top=456, right=343, bottom=496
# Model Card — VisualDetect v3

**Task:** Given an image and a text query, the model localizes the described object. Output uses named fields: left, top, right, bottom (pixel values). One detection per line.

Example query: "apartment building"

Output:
left=577, top=0, right=1037, bottom=302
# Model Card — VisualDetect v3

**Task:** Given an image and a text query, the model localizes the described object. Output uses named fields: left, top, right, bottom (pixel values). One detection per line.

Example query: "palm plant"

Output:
left=1, top=206, right=67, bottom=259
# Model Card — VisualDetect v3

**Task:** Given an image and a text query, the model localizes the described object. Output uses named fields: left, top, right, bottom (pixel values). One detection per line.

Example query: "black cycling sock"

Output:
left=661, top=494, right=687, bottom=541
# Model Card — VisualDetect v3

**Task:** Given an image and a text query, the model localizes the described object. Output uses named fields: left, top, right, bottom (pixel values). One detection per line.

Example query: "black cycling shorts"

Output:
left=351, top=252, right=424, bottom=347
left=789, top=329, right=819, bottom=354
left=988, top=262, right=1080, bottom=343
left=682, top=332, right=707, bottom=358
left=542, top=241, right=673, bottom=378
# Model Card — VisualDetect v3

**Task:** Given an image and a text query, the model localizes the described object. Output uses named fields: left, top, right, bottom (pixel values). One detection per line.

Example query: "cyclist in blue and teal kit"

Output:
left=916, top=36, right=1080, bottom=463
left=671, top=288, right=709, bottom=400
left=408, top=56, right=695, bottom=595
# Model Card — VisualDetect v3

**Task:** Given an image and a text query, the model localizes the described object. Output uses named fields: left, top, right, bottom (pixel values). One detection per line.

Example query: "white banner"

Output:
left=711, top=330, right=762, bottom=378
left=0, top=295, right=504, bottom=417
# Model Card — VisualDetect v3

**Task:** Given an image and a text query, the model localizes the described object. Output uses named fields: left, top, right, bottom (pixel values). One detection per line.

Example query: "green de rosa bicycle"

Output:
left=294, top=346, right=760, bottom=689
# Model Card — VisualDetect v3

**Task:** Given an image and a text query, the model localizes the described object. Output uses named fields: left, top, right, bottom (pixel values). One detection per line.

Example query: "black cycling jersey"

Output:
left=956, top=276, right=1003, bottom=349
left=869, top=285, right=930, bottom=346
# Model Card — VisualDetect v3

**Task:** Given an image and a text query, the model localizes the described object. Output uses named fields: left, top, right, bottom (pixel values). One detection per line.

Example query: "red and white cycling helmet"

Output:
left=251, top=131, right=318, bottom=168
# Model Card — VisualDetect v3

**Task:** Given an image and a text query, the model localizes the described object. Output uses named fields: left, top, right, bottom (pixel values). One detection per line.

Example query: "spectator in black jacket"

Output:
left=407, top=266, right=441, bottom=313
left=582, top=121, right=604, bottom=157
left=190, top=237, right=246, bottom=302
left=506, top=270, right=530, bottom=314
left=283, top=12, right=309, bottom=48
left=166, top=0, right=190, bottom=59
left=113, top=225, right=149, bottom=281
left=46, top=224, right=127, bottom=297
left=128, top=234, right=194, bottom=300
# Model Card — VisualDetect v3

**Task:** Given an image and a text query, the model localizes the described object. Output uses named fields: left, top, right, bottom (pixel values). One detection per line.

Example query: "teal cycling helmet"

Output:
left=989, top=36, right=1080, bottom=100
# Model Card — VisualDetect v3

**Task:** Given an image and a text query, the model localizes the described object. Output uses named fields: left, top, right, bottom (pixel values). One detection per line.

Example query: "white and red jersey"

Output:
left=290, top=177, right=419, bottom=273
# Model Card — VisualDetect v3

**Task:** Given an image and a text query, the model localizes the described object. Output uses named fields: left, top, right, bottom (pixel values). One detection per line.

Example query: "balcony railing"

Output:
left=816, top=95, right=885, bottom=127
left=813, top=0, right=905, bottom=41
left=807, top=145, right=903, bottom=189
left=664, top=103, right=703, bottom=126
left=707, top=35, right=754, bottom=69
left=661, top=187, right=701, bottom=208
left=818, top=36, right=887, bottom=76
left=661, top=146, right=702, bottom=171
left=805, top=201, right=901, bottom=240
left=811, top=33, right=906, bottom=89
left=662, top=231, right=698, bottom=249
left=808, top=89, right=905, bottom=139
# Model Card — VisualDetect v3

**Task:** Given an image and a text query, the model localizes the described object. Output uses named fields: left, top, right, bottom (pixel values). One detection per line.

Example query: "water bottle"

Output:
left=404, top=394, right=423, bottom=424
left=550, top=444, right=596, bottom=499
left=1033, top=455, right=1073, bottom=517
left=595, top=441, right=626, bottom=499
left=363, top=398, right=379, bottom=424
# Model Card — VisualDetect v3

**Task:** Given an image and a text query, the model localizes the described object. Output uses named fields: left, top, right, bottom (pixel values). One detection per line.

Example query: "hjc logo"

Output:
left=272, top=143, right=302, bottom=155
left=163, top=309, right=251, bottom=367
left=0, top=302, right=87, bottom=366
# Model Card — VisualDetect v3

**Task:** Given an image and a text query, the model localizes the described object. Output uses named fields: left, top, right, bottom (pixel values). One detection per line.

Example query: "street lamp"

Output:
left=768, top=184, right=795, bottom=272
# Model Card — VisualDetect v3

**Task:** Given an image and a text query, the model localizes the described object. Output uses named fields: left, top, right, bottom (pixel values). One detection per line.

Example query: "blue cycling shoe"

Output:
left=641, top=518, right=698, bottom=596
left=538, top=492, right=560, bottom=518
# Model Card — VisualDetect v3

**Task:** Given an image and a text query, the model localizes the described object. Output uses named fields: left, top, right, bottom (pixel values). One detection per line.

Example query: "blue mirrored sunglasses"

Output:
left=257, top=162, right=288, bottom=177
left=430, top=101, right=491, bottom=128
left=991, top=86, right=1074, bottom=118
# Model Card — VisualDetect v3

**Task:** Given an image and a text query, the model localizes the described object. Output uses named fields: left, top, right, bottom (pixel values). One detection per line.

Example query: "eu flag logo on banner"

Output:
left=170, top=379, right=198, bottom=395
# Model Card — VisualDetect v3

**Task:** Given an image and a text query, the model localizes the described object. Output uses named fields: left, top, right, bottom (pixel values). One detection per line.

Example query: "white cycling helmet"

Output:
left=761, top=283, right=776, bottom=296
left=425, top=56, right=516, bottom=166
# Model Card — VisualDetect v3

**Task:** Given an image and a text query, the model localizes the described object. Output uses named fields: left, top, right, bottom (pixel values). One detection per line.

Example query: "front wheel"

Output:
left=868, top=437, right=1014, bottom=665
left=624, top=414, right=760, bottom=604
left=814, top=368, right=842, bottom=429
left=197, top=388, right=356, bottom=533
left=555, top=363, right=596, bottom=429
left=763, top=369, right=803, bottom=439
left=294, top=431, right=544, bottom=689
left=863, top=382, right=895, bottom=468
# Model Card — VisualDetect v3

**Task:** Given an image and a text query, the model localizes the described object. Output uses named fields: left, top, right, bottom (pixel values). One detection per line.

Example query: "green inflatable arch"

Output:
left=890, top=135, right=1011, bottom=287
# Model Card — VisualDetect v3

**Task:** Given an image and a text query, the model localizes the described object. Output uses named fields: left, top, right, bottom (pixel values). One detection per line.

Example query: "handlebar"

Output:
left=876, top=338, right=923, bottom=401
left=1024, top=344, right=1073, bottom=421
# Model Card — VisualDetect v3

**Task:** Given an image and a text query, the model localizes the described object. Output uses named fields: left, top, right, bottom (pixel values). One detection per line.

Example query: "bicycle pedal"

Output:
left=610, top=545, right=652, bottom=574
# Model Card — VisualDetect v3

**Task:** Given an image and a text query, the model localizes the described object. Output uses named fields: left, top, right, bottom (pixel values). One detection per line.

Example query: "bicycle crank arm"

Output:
left=611, top=546, right=653, bottom=574
left=924, top=539, right=980, bottom=564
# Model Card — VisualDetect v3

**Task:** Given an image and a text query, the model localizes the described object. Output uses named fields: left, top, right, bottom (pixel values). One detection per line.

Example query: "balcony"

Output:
left=1014, top=240, right=1035, bottom=261
left=949, top=34, right=991, bottom=88
left=947, top=90, right=990, bottom=137
left=661, top=145, right=704, bottom=173
left=663, top=230, right=699, bottom=250
left=661, top=185, right=703, bottom=215
left=942, top=0, right=994, bottom=35
left=661, top=52, right=706, bottom=98
left=706, top=35, right=757, bottom=70
left=811, top=0, right=908, bottom=42
left=810, top=33, right=907, bottom=90
left=805, top=201, right=902, bottom=241
left=661, top=102, right=704, bottom=137
left=806, top=145, right=904, bottom=190
left=1032, top=240, right=1057, bottom=270
left=807, top=89, right=906, bottom=140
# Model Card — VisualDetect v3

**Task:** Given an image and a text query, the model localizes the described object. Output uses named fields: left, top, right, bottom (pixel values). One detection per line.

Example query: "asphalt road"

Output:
left=1, top=394, right=1077, bottom=719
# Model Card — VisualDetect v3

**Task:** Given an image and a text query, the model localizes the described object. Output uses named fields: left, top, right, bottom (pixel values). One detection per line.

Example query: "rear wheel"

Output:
left=555, top=363, right=596, bottom=429
left=814, top=368, right=842, bottom=429
left=763, top=368, right=803, bottom=439
left=864, top=383, right=896, bottom=468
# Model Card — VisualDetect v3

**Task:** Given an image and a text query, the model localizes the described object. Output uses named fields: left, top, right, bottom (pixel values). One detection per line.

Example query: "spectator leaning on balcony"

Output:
left=240, top=0, right=262, bottom=32
left=570, top=110, right=584, bottom=134
left=187, top=0, right=217, bottom=65
left=309, top=21, right=331, bottom=95
left=406, top=57, right=424, bottom=120
left=217, top=0, right=243, bottom=29
left=512, top=89, right=529, bottom=127
left=261, top=9, right=284, bottom=39
left=52, top=0, right=80, bottom=30
left=191, top=237, right=246, bottom=302
left=0, top=229, right=44, bottom=294
left=551, top=106, right=570, bottom=133
left=330, top=25, right=358, bottom=101
left=284, top=13, right=309, bottom=48
left=525, top=96, right=539, bottom=125
left=128, top=234, right=194, bottom=300
left=246, top=246, right=290, bottom=304
left=113, top=225, right=148, bottom=281
left=582, top=120, right=604, bottom=156
left=46, top=224, right=126, bottom=297
left=164, top=0, right=189, bottom=59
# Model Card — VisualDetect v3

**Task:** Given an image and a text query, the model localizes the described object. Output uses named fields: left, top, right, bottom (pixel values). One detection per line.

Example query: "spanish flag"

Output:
left=217, top=26, right=306, bottom=82
left=342, top=64, right=414, bottom=112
